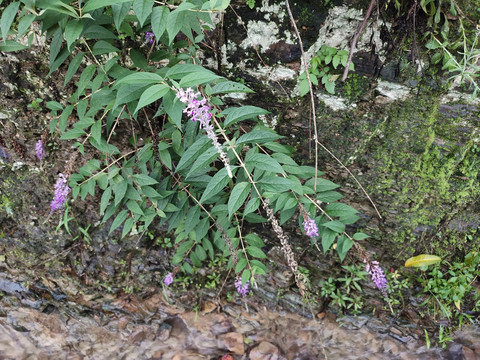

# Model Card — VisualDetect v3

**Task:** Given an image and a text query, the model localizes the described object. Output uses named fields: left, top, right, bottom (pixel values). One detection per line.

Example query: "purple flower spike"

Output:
left=164, top=272, right=174, bottom=286
left=145, top=31, right=154, bottom=44
left=365, top=260, right=388, bottom=296
left=176, top=88, right=232, bottom=178
left=50, top=173, right=70, bottom=212
left=35, top=139, right=45, bottom=161
left=303, top=216, right=319, bottom=239
left=234, top=276, right=250, bottom=297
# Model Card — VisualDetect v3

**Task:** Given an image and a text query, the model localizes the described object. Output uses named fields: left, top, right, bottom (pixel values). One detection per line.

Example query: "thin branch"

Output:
left=342, top=0, right=376, bottom=82
left=285, top=0, right=319, bottom=190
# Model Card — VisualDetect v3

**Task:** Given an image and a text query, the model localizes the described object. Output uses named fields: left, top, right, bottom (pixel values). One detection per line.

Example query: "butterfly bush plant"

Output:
left=1, top=0, right=375, bottom=294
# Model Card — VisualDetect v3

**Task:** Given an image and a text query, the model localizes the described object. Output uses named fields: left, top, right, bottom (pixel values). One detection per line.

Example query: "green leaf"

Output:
left=321, top=220, right=345, bottom=233
left=59, top=105, right=74, bottom=133
left=166, top=63, right=207, bottom=79
left=184, top=206, right=200, bottom=236
left=317, top=190, right=343, bottom=203
left=228, top=182, right=251, bottom=217
left=151, top=6, right=169, bottom=42
left=245, top=153, right=284, bottom=174
left=100, top=186, right=112, bottom=215
left=91, top=120, right=102, bottom=143
left=83, top=0, right=132, bottom=12
left=60, top=127, right=86, bottom=140
left=243, top=197, right=260, bottom=216
left=195, top=244, right=207, bottom=261
left=77, top=64, right=96, bottom=95
left=405, top=254, right=442, bottom=268
left=315, top=178, right=340, bottom=192
left=247, top=246, right=267, bottom=259
left=116, top=72, right=163, bottom=87
left=0, top=40, right=27, bottom=52
left=163, top=90, right=183, bottom=129
left=112, top=1, right=132, bottom=32
left=324, top=79, right=335, bottom=94
left=132, top=173, right=158, bottom=186
left=114, top=180, right=127, bottom=206
left=1, top=2, right=20, bottom=43
left=245, top=233, right=265, bottom=247
left=92, top=40, right=120, bottom=55
left=176, top=136, right=211, bottom=172
left=325, top=202, right=359, bottom=220
left=241, top=269, right=251, bottom=285
left=223, top=106, right=270, bottom=127
left=251, top=259, right=267, bottom=275
left=65, top=19, right=84, bottom=50
left=133, top=0, right=154, bottom=27
left=199, top=166, right=232, bottom=203
left=166, top=2, right=195, bottom=44
left=64, top=52, right=84, bottom=86
left=336, top=235, right=353, bottom=262
left=185, top=146, right=218, bottom=178
left=179, top=71, right=222, bottom=88
left=109, top=209, right=128, bottom=234
left=127, top=200, right=144, bottom=215
left=352, top=232, right=369, bottom=241
left=212, top=81, right=254, bottom=94
left=235, top=257, right=247, bottom=273
left=321, top=228, right=336, bottom=253
left=237, top=130, right=283, bottom=145
left=16, top=14, right=35, bottom=39
left=83, top=25, right=117, bottom=40
left=257, top=175, right=294, bottom=193
left=134, top=84, right=169, bottom=114
left=121, top=217, right=134, bottom=238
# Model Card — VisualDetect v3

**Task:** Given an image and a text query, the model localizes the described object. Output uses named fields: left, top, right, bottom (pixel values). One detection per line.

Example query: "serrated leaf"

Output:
left=127, top=200, right=144, bottom=215
left=257, top=175, right=294, bottom=193
left=321, top=228, right=336, bottom=253
left=179, top=71, right=222, bottom=88
left=212, top=81, right=254, bottom=95
left=321, top=220, right=345, bottom=233
left=64, top=52, right=85, bottom=86
left=199, top=166, right=232, bottom=203
left=247, top=246, right=267, bottom=259
left=134, top=84, right=169, bottom=114
left=112, top=1, right=132, bottom=31
left=65, top=19, right=84, bottom=50
left=336, top=235, right=353, bottom=262
left=245, top=153, right=284, bottom=174
left=353, top=232, right=369, bottom=240
left=1, top=2, right=20, bottom=43
left=228, top=182, right=251, bottom=217
left=121, top=217, right=134, bottom=238
left=223, top=106, right=269, bottom=127
left=405, top=254, right=442, bottom=268
left=243, top=197, right=260, bottom=216
left=0, top=40, right=28, bottom=52
left=114, top=180, right=127, bottom=206
left=83, top=0, right=132, bottom=12
left=116, top=72, right=163, bottom=87
left=133, top=0, right=154, bottom=27
left=245, top=233, right=265, bottom=247
left=235, top=257, right=247, bottom=273
left=132, top=173, right=158, bottom=186
left=92, top=40, right=120, bottom=55
left=151, top=6, right=168, bottom=42
left=100, top=186, right=112, bottom=215
left=237, top=130, right=283, bottom=145
left=176, top=136, right=211, bottom=172
left=185, top=146, right=218, bottom=178
left=109, top=209, right=128, bottom=234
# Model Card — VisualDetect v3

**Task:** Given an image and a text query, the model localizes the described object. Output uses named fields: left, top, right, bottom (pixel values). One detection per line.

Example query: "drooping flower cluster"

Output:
left=303, top=216, right=319, bottom=239
left=365, top=260, right=388, bottom=296
left=145, top=26, right=154, bottom=44
left=234, top=276, right=250, bottom=297
left=35, top=139, right=45, bottom=161
left=50, top=173, right=70, bottom=212
left=176, top=88, right=233, bottom=178
left=164, top=272, right=174, bottom=286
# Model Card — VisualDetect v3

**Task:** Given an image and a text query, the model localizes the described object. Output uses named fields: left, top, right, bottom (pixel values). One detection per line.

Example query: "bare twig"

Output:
left=342, top=0, right=376, bottom=82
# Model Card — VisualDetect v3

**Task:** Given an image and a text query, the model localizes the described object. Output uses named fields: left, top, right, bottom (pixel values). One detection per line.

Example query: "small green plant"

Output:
left=27, top=97, right=43, bottom=110
left=299, top=45, right=353, bottom=96
left=245, top=0, right=255, bottom=9
left=437, top=325, right=453, bottom=349
left=426, top=21, right=480, bottom=98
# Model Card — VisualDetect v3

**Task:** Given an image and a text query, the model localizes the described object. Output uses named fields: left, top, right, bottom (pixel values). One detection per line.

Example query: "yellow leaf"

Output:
left=454, top=300, right=461, bottom=310
left=405, top=254, right=442, bottom=267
